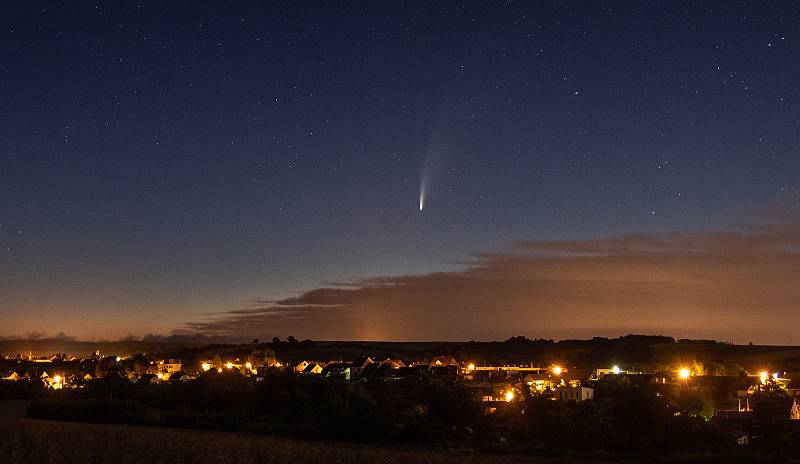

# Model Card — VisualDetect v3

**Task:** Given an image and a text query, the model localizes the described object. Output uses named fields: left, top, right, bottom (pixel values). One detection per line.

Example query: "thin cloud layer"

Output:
left=179, top=219, right=800, bottom=344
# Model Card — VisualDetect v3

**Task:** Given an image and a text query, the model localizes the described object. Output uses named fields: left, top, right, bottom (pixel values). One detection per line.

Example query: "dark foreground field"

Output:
left=3, top=401, right=794, bottom=464
left=0, top=401, right=599, bottom=464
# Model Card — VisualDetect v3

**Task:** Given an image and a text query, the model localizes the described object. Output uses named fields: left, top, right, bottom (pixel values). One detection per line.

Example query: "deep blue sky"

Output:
left=2, top=2, right=799, bottom=340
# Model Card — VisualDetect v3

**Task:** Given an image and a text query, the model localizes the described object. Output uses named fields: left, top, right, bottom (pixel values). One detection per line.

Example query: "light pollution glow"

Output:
left=174, top=217, right=800, bottom=344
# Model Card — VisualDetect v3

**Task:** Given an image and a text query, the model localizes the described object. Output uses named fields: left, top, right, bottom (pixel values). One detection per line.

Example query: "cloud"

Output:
left=52, top=332, right=76, bottom=342
left=178, top=217, right=800, bottom=344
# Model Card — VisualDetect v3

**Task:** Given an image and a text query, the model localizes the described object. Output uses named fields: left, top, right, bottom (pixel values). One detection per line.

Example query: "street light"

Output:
left=612, top=365, right=621, bottom=375
left=678, top=368, right=690, bottom=380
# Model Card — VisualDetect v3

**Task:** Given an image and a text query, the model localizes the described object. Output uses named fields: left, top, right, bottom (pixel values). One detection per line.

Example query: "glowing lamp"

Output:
left=678, top=368, right=690, bottom=379
left=467, top=363, right=476, bottom=372
left=552, top=366, right=562, bottom=375
left=226, top=362, right=233, bottom=369
left=612, top=365, right=621, bottom=375
left=759, top=371, right=768, bottom=384
left=505, top=390, right=514, bottom=402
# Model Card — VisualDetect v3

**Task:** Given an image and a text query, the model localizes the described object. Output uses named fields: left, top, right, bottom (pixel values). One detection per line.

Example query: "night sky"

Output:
left=2, top=2, right=800, bottom=343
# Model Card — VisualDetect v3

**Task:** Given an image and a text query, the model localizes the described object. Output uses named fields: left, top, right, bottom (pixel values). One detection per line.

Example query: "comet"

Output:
left=419, top=118, right=446, bottom=211
left=419, top=161, right=432, bottom=211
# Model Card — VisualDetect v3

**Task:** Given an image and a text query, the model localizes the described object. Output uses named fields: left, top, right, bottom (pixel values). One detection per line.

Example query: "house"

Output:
left=593, top=367, right=626, bottom=379
left=322, top=362, right=352, bottom=380
left=294, top=361, right=310, bottom=374
left=360, top=362, right=408, bottom=380
left=561, top=369, right=591, bottom=385
left=465, top=381, right=517, bottom=403
left=556, top=385, right=594, bottom=402
left=429, top=356, right=458, bottom=368
left=302, top=363, right=323, bottom=375
left=2, top=371, right=20, bottom=381
left=160, top=359, right=182, bottom=375
left=381, top=359, right=406, bottom=369
left=524, top=373, right=559, bottom=393
left=787, top=378, right=800, bottom=399
left=349, top=357, right=374, bottom=378
left=40, top=372, right=64, bottom=389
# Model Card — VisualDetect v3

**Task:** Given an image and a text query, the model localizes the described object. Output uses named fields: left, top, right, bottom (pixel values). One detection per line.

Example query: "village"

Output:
left=3, top=346, right=800, bottom=430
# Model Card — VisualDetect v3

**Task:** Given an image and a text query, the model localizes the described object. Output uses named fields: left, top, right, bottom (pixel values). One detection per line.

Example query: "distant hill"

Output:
left=0, top=338, right=213, bottom=357
left=5, top=335, right=800, bottom=372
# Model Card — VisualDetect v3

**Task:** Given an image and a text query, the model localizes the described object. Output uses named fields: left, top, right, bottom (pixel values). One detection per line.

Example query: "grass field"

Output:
left=0, top=401, right=599, bottom=464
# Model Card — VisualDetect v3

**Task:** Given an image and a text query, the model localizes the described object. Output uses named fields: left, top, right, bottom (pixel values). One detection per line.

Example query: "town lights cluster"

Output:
left=10, top=352, right=794, bottom=422
left=759, top=371, right=781, bottom=384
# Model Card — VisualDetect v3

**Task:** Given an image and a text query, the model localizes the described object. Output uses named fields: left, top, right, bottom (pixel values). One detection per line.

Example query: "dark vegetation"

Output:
left=14, top=369, right=800, bottom=462
left=238, top=335, right=800, bottom=371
